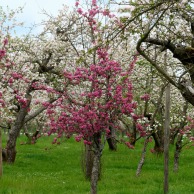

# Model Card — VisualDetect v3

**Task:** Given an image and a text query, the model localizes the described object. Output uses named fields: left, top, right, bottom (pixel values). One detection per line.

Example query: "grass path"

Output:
left=1, top=135, right=194, bottom=194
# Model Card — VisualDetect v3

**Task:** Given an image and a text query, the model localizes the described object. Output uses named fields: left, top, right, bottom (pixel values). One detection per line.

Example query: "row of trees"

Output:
left=1, top=0, right=194, bottom=193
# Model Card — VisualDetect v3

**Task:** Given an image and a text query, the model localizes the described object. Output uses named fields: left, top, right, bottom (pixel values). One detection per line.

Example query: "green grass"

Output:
left=1, top=135, right=194, bottom=194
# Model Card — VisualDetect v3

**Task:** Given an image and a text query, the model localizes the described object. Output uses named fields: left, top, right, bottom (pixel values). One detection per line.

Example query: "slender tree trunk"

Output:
left=90, top=148, right=101, bottom=194
left=174, top=134, right=182, bottom=172
left=152, top=132, right=163, bottom=153
left=82, top=144, right=94, bottom=180
left=0, top=129, right=2, bottom=177
left=136, top=137, right=149, bottom=176
left=5, top=91, right=32, bottom=163
left=107, top=126, right=117, bottom=151
left=130, top=121, right=137, bottom=146
left=173, top=102, right=187, bottom=172
left=90, top=133, right=102, bottom=194
left=164, top=82, right=170, bottom=194
left=6, top=121, right=25, bottom=164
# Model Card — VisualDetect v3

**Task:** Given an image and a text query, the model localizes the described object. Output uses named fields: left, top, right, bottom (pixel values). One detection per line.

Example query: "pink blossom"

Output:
left=102, top=9, right=110, bottom=16
left=77, top=8, right=83, bottom=15
left=140, top=131, right=146, bottom=137
left=140, top=94, right=150, bottom=101
left=136, top=123, right=144, bottom=131
left=12, top=72, right=23, bottom=79
left=0, top=99, right=5, bottom=107
left=8, top=77, right=14, bottom=85
left=83, top=140, right=92, bottom=145
left=92, top=0, right=97, bottom=6
left=42, top=102, right=50, bottom=107
left=75, top=1, right=79, bottom=7
left=47, top=109, right=55, bottom=115
left=0, top=49, right=6, bottom=59
left=125, top=142, right=134, bottom=149
left=75, top=134, right=83, bottom=142
left=52, top=137, right=57, bottom=144
left=89, top=9, right=97, bottom=17
left=3, top=38, right=8, bottom=46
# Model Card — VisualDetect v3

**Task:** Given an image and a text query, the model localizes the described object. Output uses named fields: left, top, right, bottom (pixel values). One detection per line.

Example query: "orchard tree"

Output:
left=0, top=7, right=68, bottom=163
left=110, top=0, right=194, bottom=106
left=39, top=1, right=139, bottom=193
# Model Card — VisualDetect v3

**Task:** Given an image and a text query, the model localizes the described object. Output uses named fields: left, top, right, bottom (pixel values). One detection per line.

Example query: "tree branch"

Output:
left=136, top=9, right=179, bottom=88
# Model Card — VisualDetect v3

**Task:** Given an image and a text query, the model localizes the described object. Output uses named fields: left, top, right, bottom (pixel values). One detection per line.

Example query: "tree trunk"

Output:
left=0, top=129, right=2, bottom=177
left=130, top=121, right=137, bottom=146
left=6, top=117, right=26, bottom=163
left=136, top=137, right=149, bottom=176
left=152, top=132, right=163, bottom=154
left=164, top=82, right=171, bottom=194
left=90, top=133, right=102, bottom=194
left=107, top=126, right=117, bottom=151
left=174, top=134, right=182, bottom=172
left=82, top=144, right=94, bottom=180
left=5, top=87, right=32, bottom=163
left=90, top=149, right=101, bottom=194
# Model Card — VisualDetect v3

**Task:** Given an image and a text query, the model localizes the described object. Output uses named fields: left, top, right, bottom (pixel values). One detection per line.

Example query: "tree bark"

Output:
left=107, top=127, right=117, bottom=151
left=90, top=133, right=102, bottom=194
left=164, top=82, right=171, bottom=194
left=152, top=132, right=163, bottom=153
left=90, top=149, right=101, bottom=194
left=130, top=121, right=137, bottom=146
left=6, top=107, right=29, bottom=163
left=5, top=88, right=32, bottom=163
left=82, top=144, right=94, bottom=180
left=173, top=102, right=187, bottom=172
left=174, top=134, right=182, bottom=172
left=136, top=137, right=149, bottom=176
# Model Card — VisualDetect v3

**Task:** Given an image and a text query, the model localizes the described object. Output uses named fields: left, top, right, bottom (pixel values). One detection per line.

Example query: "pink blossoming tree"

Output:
left=43, top=1, right=138, bottom=193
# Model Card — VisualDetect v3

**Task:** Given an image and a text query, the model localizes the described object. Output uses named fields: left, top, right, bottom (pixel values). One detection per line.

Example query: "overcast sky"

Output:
left=1, top=0, right=75, bottom=36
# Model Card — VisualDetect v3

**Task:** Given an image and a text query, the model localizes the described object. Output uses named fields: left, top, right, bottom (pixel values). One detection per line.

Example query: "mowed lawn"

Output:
left=1, top=134, right=194, bottom=194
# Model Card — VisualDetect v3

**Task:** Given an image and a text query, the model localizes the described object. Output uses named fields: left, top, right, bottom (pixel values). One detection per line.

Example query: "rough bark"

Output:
left=136, top=137, right=149, bottom=176
left=82, top=144, right=94, bottom=180
left=107, top=127, right=117, bottom=151
left=170, top=128, right=179, bottom=145
left=24, top=122, right=40, bottom=144
left=137, top=27, right=194, bottom=107
left=129, top=121, right=137, bottom=146
left=174, top=134, right=182, bottom=173
left=5, top=88, right=32, bottom=163
left=90, top=133, right=102, bottom=194
left=25, top=130, right=40, bottom=144
left=152, top=132, right=163, bottom=154
left=164, top=82, right=170, bottom=194
left=6, top=107, right=30, bottom=163
left=173, top=102, right=188, bottom=172
left=90, top=149, right=101, bottom=194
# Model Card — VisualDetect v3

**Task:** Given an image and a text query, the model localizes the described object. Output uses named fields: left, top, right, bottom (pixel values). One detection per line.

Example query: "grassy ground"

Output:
left=1, top=134, right=194, bottom=194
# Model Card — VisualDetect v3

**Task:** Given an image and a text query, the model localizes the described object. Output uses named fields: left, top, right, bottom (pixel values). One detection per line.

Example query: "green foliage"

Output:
left=1, top=135, right=194, bottom=194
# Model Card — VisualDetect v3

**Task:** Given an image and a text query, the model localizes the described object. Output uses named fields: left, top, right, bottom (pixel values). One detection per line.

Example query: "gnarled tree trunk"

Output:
left=90, top=133, right=102, bottom=194
left=174, top=134, right=182, bottom=172
left=5, top=88, right=32, bottom=164
left=152, top=131, right=163, bottom=154
left=6, top=106, right=30, bottom=163
left=107, top=127, right=117, bottom=151
left=136, top=137, right=149, bottom=176
left=82, top=144, right=94, bottom=180
left=174, top=102, right=188, bottom=172
left=90, top=147, right=101, bottom=194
